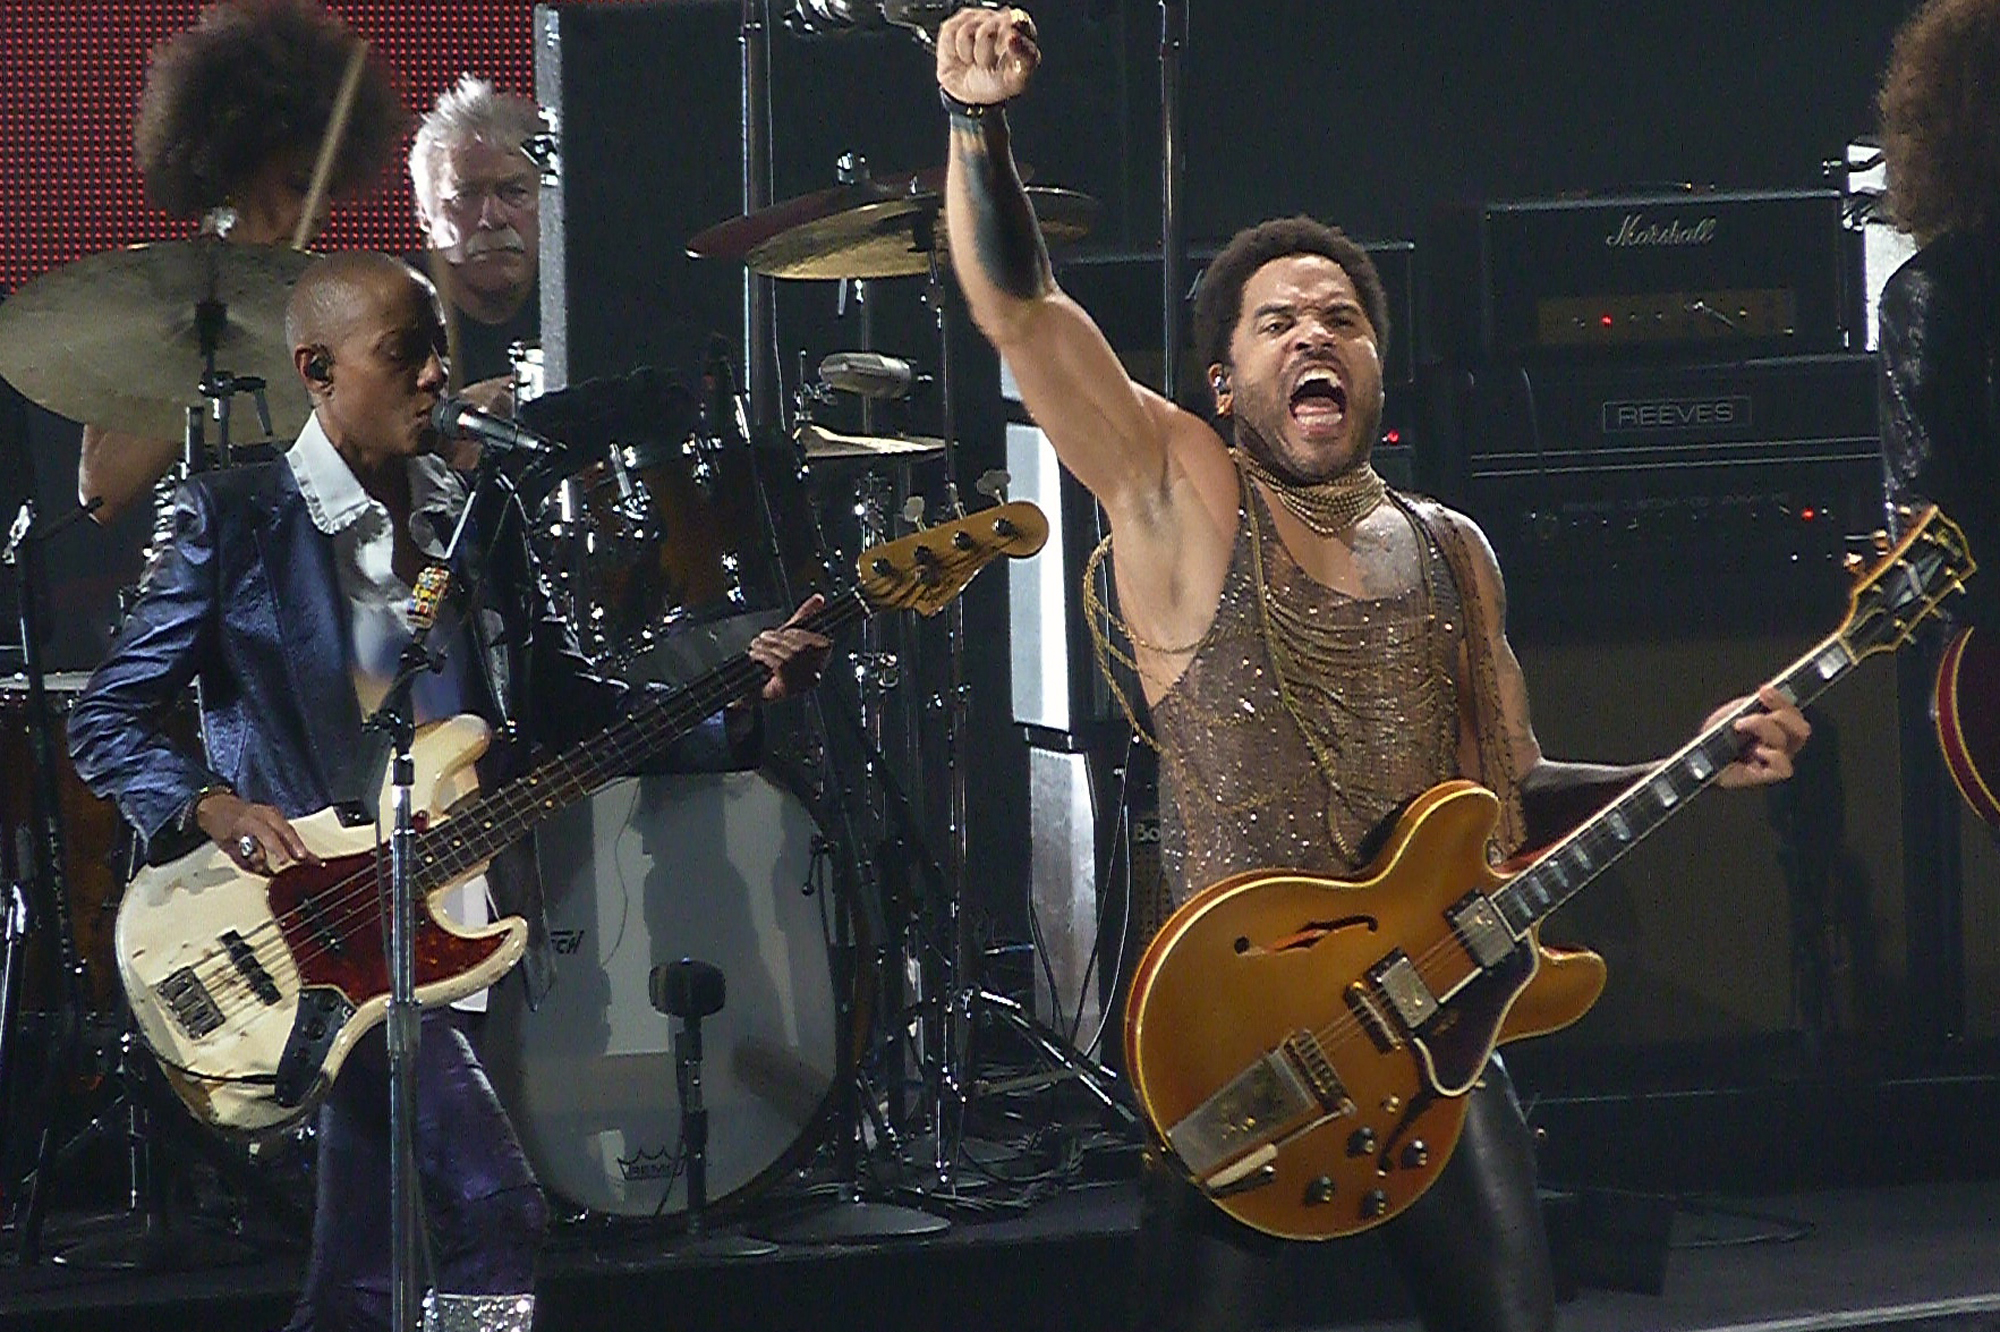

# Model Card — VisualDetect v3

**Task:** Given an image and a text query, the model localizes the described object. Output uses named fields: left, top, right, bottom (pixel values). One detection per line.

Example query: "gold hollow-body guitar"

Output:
left=115, top=503, right=1047, bottom=1134
left=1125, top=507, right=1973, bottom=1241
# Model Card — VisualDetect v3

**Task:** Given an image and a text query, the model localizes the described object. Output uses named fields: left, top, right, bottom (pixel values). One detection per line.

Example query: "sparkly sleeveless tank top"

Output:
left=1150, top=479, right=1465, bottom=903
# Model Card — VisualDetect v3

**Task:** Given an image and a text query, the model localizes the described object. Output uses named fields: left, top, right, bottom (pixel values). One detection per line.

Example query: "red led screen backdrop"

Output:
left=0, top=0, right=557, bottom=294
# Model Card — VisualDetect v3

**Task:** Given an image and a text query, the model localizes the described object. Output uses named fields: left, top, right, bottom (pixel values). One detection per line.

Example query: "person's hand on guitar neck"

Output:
left=740, top=594, right=833, bottom=706
left=1704, top=683, right=1812, bottom=788
left=196, top=788, right=318, bottom=874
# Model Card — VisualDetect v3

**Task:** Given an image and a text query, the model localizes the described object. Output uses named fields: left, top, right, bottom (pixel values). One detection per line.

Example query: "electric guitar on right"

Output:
left=1936, top=626, right=2000, bottom=828
left=1124, top=505, right=1975, bottom=1242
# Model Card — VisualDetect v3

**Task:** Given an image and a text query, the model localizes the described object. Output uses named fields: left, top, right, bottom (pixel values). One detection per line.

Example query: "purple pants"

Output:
left=283, top=1011, right=548, bottom=1332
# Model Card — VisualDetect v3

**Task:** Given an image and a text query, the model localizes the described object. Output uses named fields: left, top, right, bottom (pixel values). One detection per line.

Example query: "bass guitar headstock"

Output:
left=856, top=499, right=1048, bottom=617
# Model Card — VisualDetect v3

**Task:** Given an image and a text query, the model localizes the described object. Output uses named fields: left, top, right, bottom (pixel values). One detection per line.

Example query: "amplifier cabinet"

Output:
left=1452, top=352, right=1882, bottom=641
left=1432, top=190, right=1855, bottom=364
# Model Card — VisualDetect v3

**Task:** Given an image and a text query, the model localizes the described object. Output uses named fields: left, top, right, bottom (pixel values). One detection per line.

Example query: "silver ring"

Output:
left=237, top=835, right=259, bottom=859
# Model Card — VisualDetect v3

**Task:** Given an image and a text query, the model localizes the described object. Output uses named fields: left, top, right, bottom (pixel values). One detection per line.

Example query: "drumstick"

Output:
left=290, top=40, right=371, bottom=251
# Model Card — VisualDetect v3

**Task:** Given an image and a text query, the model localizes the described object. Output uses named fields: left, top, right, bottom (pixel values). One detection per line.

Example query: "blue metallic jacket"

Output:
left=68, top=456, right=742, bottom=1003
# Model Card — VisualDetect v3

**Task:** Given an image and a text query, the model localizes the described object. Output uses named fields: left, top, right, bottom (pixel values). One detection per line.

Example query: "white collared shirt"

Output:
left=288, top=415, right=492, bottom=1008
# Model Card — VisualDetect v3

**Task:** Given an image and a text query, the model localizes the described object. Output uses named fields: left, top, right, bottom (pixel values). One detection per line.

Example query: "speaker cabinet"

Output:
left=1515, top=627, right=1907, bottom=1063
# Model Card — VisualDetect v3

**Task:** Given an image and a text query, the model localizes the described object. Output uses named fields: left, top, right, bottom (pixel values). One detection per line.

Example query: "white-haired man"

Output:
left=410, top=74, right=541, bottom=414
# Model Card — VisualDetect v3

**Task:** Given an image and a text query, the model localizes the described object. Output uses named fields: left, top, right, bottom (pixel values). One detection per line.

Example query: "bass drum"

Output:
left=483, top=769, right=838, bottom=1217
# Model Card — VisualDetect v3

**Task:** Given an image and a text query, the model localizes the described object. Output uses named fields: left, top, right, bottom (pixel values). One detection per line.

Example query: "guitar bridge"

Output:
left=1166, top=1038, right=1330, bottom=1181
left=159, top=966, right=224, bottom=1039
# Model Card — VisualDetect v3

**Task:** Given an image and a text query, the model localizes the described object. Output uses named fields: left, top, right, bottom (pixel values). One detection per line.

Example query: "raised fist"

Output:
left=937, top=6, right=1040, bottom=107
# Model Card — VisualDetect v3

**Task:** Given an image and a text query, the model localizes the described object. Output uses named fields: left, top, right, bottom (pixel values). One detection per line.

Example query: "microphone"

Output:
left=430, top=396, right=562, bottom=458
left=785, top=1, right=991, bottom=47
left=819, top=351, right=918, bottom=400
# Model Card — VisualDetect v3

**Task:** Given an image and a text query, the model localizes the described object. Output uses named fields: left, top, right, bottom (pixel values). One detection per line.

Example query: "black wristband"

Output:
left=940, top=86, right=1004, bottom=120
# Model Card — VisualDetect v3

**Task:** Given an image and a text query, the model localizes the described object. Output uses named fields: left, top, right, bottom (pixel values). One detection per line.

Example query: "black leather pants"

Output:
left=1130, top=1058, right=1556, bottom=1332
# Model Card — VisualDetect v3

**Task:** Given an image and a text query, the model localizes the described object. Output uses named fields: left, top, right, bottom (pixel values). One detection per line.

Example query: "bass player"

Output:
left=67, top=251, right=830, bottom=1332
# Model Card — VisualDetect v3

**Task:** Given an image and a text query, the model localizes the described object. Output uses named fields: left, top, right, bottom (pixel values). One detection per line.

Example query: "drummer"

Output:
left=77, top=0, right=406, bottom=524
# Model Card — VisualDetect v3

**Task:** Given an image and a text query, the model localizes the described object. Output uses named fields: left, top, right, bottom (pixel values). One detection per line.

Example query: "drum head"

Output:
left=484, top=770, right=837, bottom=1217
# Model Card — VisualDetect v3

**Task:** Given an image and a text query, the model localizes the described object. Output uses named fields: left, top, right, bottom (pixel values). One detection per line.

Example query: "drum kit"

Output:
left=0, top=143, right=1113, bottom=1253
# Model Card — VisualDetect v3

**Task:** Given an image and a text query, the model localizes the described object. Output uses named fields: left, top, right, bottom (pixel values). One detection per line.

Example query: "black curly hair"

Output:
left=1879, top=0, right=2000, bottom=243
left=133, top=0, right=408, bottom=219
left=1190, top=216, right=1389, bottom=387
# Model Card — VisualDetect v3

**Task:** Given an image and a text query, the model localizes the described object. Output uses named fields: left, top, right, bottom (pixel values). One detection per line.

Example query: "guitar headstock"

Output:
left=1839, top=505, right=1977, bottom=660
left=856, top=500, right=1048, bottom=616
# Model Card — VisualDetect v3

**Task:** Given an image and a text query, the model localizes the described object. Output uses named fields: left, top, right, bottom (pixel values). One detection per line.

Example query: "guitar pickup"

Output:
left=296, top=892, right=345, bottom=956
left=159, top=966, right=224, bottom=1039
left=221, top=929, right=282, bottom=1007
left=1166, top=1045, right=1324, bottom=1180
left=1367, top=949, right=1439, bottom=1032
left=1447, top=893, right=1519, bottom=970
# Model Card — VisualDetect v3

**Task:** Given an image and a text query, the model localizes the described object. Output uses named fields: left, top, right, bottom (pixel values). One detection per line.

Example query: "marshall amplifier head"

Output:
left=1431, top=189, right=1855, bottom=364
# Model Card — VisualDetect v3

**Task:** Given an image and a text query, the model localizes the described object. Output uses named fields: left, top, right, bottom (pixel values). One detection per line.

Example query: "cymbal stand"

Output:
left=738, top=368, right=945, bottom=1243
left=5, top=498, right=276, bottom=1272
left=913, top=245, right=1133, bottom=1196
left=2, top=498, right=90, bottom=1264
left=920, top=245, right=976, bottom=1187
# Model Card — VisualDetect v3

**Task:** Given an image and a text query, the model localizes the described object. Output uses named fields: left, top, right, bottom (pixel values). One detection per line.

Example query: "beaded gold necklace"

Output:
left=1234, top=449, right=1387, bottom=536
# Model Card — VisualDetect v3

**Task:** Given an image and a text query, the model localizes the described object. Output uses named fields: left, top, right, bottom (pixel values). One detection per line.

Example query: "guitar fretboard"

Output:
left=1494, top=633, right=1856, bottom=935
left=404, top=590, right=871, bottom=893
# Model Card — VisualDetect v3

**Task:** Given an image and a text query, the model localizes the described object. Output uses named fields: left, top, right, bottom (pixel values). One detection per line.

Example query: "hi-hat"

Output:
left=798, top=422, right=946, bottom=460
left=0, top=238, right=313, bottom=440
left=689, top=166, right=1097, bottom=281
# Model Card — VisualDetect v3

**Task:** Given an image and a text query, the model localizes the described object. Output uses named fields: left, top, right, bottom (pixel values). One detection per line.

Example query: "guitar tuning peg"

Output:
left=1872, top=528, right=1893, bottom=555
left=1842, top=551, right=1867, bottom=577
left=901, top=495, right=927, bottom=530
left=975, top=469, right=1012, bottom=503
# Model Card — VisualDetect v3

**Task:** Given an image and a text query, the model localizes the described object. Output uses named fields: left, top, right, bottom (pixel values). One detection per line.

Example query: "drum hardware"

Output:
left=508, top=341, right=547, bottom=407
left=515, top=368, right=744, bottom=661
left=4, top=497, right=99, bottom=1264
left=648, top=958, right=777, bottom=1255
left=691, top=127, right=1109, bottom=1204
left=3, top=501, right=284, bottom=1271
left=732, top=351, right=950, bottom=1244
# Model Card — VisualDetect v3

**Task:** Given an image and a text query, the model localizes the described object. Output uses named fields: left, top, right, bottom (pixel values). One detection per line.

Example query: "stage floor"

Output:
left=4, top=1176, right=1998, bottom=1331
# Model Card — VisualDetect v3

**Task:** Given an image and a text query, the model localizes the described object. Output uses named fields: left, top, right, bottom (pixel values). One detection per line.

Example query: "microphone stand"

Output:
left=349, top=458, right=514, bottom=1331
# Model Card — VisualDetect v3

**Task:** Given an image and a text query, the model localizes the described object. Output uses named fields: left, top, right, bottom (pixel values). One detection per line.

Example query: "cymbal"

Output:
left=0, top=239, right=314, bottom=440
left=798, top=422, right=946, bottom=460
left=689, top=168, right=1097, bottom=281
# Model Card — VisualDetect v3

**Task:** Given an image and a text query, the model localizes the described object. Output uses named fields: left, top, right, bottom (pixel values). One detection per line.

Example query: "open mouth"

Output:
left=1288, top=367, right=1348, bottom=430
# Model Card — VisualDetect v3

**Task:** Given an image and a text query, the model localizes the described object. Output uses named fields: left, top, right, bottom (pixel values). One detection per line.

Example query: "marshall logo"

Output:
left=1601, top=395, right=1751, bottom=433
left=1605, top=213, right=1719, bottom=248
